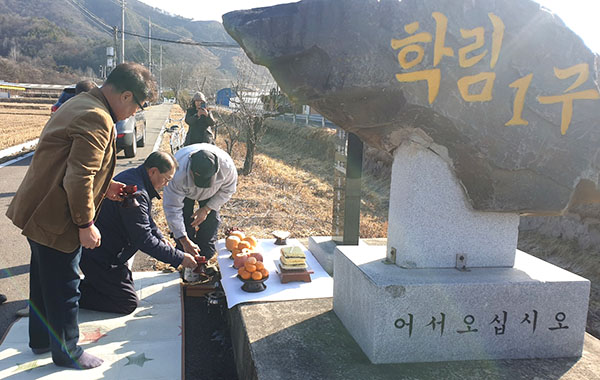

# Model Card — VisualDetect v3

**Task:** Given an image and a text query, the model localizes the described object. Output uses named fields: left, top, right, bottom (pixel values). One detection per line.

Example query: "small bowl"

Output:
left=237, top=274, right=268, bottom=292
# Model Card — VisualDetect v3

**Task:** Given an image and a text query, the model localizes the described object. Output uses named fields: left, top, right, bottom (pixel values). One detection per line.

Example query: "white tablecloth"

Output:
left=217, top=239, right=333, bottom=308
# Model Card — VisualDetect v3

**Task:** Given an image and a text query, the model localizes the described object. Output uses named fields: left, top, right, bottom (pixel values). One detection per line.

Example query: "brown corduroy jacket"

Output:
left=6, top=87, right=117, bottom=253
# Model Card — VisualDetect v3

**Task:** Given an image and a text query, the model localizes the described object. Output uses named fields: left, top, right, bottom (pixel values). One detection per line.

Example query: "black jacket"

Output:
left=81, top=165, right=185, bottom=268
left=184, top=106, right=215, bottom=145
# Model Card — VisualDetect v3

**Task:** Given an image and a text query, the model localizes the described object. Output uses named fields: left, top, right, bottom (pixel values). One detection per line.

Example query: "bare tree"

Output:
left=213, top=110, right=241, bottom=155
left=231, top=86, right=288, bottom=175
left=222, top=56, right=293, bottom=175
left=162, top=62, right=194, bottom=101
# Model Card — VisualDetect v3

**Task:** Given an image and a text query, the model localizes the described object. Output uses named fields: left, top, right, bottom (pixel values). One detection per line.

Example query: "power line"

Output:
left=66, top=0, right=240, bottom=49
left=65, top=0, right=113, bottom=35
left=121, top=29, right=239, bottom=48
left=122, top=1, right=195, bottom=43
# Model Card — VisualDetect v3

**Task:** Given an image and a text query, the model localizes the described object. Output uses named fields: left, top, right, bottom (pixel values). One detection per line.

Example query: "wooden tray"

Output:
left=275, top=260, right=314, bottom=283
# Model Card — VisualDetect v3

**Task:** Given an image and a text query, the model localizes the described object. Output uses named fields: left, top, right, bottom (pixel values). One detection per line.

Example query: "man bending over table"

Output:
left=163, top=143, right=237, bottom=260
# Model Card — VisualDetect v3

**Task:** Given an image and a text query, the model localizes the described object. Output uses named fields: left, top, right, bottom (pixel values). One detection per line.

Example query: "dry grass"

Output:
left=152, top=105, right=388, bottom=242
left=0, top=104, right=50, bottom=150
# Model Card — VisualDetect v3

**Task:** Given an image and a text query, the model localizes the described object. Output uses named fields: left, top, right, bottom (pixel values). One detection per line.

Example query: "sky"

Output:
left=137, top=0, right=600, bottom=54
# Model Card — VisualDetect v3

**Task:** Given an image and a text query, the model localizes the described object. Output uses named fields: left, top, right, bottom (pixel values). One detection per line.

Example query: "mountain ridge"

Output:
left=0, top=0, right=248, bottom=94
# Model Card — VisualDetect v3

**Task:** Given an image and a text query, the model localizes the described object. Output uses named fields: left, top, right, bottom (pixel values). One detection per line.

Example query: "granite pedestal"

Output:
left=333, top=245, right=590, bottom=364
left=386, top=143, right=519, bottom=269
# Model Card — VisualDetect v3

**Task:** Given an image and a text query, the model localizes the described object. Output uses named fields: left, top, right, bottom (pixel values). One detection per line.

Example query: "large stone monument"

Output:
left=223, top=0, right=596, bottom=363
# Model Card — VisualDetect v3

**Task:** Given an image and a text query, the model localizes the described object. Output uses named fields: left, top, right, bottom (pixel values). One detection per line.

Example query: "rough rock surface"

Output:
left=223, top=0, right=600, bottom=214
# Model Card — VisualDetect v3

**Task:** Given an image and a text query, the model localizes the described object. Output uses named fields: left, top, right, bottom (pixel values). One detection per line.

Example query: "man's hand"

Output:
left=179, top=236, right=200, bottom=255
left=191, top=206, right=211, bottom=229
left=106, top=180, right=126, bottom=201
left=181, top=253, right=198, bottom=269
left=197, top=108, right=209, bottom=117
left=79, top=224, right=101, bottom=249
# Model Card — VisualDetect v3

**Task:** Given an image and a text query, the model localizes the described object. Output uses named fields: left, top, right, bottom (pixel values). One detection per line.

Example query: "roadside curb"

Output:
left=0, top=139, right=38, bottom=168
left=153, top=116, right=169, bottom=153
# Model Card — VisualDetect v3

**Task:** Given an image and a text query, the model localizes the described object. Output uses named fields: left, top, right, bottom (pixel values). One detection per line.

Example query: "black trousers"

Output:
left=79, top=254, right=138, bottom=315
left=27, top=238, right=84, bottom=366
left=175, top=197, right=220, bottom=258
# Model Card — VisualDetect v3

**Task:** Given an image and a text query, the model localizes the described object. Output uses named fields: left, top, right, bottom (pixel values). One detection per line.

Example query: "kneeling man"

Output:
left=79, top=151, right=198, bottom=315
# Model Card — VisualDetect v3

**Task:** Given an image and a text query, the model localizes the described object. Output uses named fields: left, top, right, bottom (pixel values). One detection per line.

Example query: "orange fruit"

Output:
left=247, top=256, right=257, bottom=265
left=237, top=241, right=252, bottom=250
left=243, top=236, right=258, bottom=248
left=230, top=230, right=245, bottom=240
left=251, top=271, right=263, bottom=280
left=239, top=269, right=251, bottom=280
left=226, top=236, right=240, bottom=251
left=255, top=261, right=264, bottom=270
left=244, top=263, right=257, bottom=272
left=260, top=268, right=269, bottom=278
left=237, top=267, right=246, bottom=276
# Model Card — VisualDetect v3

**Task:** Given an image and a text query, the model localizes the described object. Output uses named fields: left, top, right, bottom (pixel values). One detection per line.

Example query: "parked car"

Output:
left=50, top=85, right=76, bottom=113
left=116, top=110, right=146, bottom=158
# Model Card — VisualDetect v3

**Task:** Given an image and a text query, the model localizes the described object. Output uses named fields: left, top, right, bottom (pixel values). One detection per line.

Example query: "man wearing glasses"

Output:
left=78, top=151, right=199, bottom=315
left=6, top=62, right=155, bottom=370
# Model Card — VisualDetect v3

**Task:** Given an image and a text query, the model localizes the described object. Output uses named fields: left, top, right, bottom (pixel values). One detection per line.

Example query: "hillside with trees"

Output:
left=0, top=0, right=264, bottom=94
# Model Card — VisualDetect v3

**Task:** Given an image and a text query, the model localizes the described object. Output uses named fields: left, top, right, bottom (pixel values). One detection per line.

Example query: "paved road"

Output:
left=0, top=103, right=173, bottom=340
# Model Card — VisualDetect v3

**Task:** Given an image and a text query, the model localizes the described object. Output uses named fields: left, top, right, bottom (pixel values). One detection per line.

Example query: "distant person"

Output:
left=79, top=151, right=199, bottom=315
left=75, top=79, right=97, bottom=94
left=51, top=79, right=97, bottom=113
left=184, top=91, right=216, bottom=145
left=6, top=62, right=156, bottom=370
left=163, top=143, right=237, bottom=259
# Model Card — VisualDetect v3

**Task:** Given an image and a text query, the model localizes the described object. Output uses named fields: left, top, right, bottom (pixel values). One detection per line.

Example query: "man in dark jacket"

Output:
left=79, top=151, right=198, bottom=315
left=184, top=91, right=216, bottom=145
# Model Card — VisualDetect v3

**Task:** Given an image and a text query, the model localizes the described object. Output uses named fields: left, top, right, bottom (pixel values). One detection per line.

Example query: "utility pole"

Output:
left=121, top=0, right=125, bottom=63
left=159, top=45, right=163, bottom=100
left=113, top=26, right=118, bottom=67
left=148, top=17, right=152, bottom=74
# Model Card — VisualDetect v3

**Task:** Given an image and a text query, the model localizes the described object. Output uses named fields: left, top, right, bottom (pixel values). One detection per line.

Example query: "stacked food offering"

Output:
left=224, top=227, right=269, bottom=292
left=277, top=246, right=313, bottom=283
left=279, top=246, right=307, bottom=270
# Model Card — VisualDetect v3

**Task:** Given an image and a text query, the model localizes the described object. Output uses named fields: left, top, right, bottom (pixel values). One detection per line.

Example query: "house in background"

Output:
left=216, top=88, right=235, bottom=107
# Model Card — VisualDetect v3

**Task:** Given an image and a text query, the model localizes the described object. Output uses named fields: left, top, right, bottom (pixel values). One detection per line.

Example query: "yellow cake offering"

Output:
left=279, top=246, right=307, bottom=270
left=281, top=246, right=305, bottom=258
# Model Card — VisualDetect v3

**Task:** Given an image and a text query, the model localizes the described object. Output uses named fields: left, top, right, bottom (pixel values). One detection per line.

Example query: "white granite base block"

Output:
left=333, top=245, right=590, bottom=364
left=387, top=143, right=519, bottom=268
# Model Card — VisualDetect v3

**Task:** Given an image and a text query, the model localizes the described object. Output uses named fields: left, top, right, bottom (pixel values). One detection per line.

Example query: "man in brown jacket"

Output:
left=6, top=62, right=156, bottom=370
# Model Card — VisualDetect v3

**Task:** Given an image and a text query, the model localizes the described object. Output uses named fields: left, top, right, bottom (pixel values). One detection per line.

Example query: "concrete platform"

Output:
left=228, top=298, right=600, bottom=380
left=334, top=246, right=590, bottom=363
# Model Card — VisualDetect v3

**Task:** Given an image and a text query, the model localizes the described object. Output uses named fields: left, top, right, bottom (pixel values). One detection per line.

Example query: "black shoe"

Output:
left=32, top=347, right=50, bottom=355
left=0, top=294, right=7, bottom=305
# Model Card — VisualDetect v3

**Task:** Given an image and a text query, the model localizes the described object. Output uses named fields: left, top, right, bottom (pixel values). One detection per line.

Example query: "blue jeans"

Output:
left=27, top=238, right=84, bottom=366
